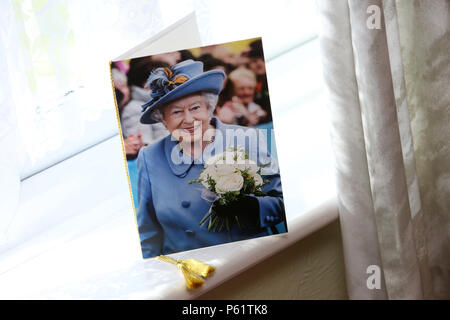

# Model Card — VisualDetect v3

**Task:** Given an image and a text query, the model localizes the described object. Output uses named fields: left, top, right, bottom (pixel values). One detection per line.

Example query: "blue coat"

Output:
left=136, top=117, right=286, bottom=258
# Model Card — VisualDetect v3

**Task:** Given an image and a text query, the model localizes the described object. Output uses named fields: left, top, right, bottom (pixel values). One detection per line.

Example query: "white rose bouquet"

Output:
left=189, top=147, right=270, bottom=232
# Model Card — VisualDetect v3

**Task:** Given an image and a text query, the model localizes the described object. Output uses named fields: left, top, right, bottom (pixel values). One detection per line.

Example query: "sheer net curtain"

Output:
left=0, top=5, right=21, bottom=246
left=1, top=0, right=322, bottom=248
left=0, top=0, right=164, bottom=248
left=317, top=0, right=449, bottom=299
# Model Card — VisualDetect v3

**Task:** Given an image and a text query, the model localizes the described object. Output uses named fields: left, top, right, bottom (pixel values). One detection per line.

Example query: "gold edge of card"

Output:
left=109, top=60, right=143, bottom=257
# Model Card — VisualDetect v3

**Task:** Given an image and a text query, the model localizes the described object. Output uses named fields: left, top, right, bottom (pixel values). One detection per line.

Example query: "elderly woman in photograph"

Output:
left=136, top=59, right=285, bottom=259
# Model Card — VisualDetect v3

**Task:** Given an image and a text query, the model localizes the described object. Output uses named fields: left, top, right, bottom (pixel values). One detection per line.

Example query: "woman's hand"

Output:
left=215, top=104, right=236, bottom=124
left=211, top=195, right=260, bottom=230
left=124, top=133, right=144, bottom=156
left=229, top=96, right=247, bottom=116
left=229, top=96, right=261, bottom=126
left=244, top=111, right=260, bottom=127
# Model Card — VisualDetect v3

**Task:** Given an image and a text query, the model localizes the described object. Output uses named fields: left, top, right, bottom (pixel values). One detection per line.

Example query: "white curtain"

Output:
left=0, top=2, right=21, bottom=245
left=0, top=0, right=164, bottom=180
left=317, top=0, right=449, bottom=299
left=0, top=0, right=328, bottom=245
left=0, top=0, right=164, bottom=246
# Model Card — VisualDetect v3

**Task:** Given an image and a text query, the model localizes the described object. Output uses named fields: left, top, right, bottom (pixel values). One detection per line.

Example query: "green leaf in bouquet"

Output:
left=243, top=175, right=256, bottom=194
left=199, top=207, right=213, bottom=227
left=206, top=175, right=216, bottom=192
left=208, top=213, right=213, bottom=230
left=217, top=219, right=224, bottom=232
left=259, top=162, right=271, bottom=168
left=240, top=167, right=250, bottom=176
left=257, top=162, right=272, bottom=175
left=218, top=197, right=226, bottom=206
left=253, top=190, right=267, bottom=197
left=188, top=178, right=203, bottom=185
left=235, top=216, right=242, bottom=229
left=213, top=217, right=222, bottom=232
left=208, top=215, right=219, bottom=231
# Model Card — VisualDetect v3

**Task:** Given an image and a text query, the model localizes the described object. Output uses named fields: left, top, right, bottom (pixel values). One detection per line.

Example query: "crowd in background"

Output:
left=111, top=39, right=272, bottom=159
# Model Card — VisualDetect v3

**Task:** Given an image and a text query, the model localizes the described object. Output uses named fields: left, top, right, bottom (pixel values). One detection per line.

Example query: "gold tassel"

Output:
left=157, top=255, right=216, bottom=289
left=178, top=264, right=205, bottom=289
left=182, top=259, right=216, bottom=278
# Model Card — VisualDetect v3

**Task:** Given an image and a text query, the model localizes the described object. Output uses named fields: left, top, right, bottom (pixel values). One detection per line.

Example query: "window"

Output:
left=3, top=0, right=165, bottom=179
left=2, top=0, right=335, bottom=236
left=5, top=0, right=326, bottom=183
left=0, top=0, right=337, bottom=298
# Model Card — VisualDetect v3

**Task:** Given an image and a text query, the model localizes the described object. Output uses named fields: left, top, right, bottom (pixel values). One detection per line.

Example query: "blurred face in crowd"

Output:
left=151, top=51, right=181, bottom=66
left=212, top=46, right=236, bottom=65
left=234, top=53, right=250, bottom=67
left=248, top=57, right=266, bottom=76
left=233, top=77, right=256, bottom=105
left=115, top=82, right=130, bottom=110
left=162, top=93, right=210, bottom=143
left=212, top=65, right=228, bottom=90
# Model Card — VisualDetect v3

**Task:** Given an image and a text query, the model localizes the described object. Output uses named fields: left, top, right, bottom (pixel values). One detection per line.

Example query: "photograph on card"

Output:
left=110, top=37, right=287, bottom=259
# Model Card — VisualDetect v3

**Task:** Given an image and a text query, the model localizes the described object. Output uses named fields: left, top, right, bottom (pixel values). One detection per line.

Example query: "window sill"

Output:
left=0, top=134, right=337, bottom=299
left=0, top=38, right=337, bottom=298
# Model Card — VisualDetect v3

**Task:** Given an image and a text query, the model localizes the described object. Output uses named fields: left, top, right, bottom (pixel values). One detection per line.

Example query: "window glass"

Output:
left=7, top=0, right=320, bottom=179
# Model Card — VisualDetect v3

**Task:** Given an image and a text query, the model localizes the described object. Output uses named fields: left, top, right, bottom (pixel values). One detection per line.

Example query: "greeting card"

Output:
left=110, top=14, right=287, bottom=261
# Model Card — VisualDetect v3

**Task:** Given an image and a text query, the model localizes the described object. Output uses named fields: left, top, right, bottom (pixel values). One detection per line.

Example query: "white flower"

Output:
left=205, top=154, right=224, bottom=167
left=206, top=148, right=247, bottom=167
left=250, top=173, right=264, bottom=187
left=200, top=166, right=219, bottom=188
left=215, top=173, right=244, bottom=194
left=213, top=163, right=238, bottom=176
left=223, top=151, right=238, bottom=164
left=227, top=149, right=246, bottom=162
left=226, top=146, right=245, bottom=154
left=236, top=159, right=258, bottom=174
left=216, top=151, right=241, bottom=165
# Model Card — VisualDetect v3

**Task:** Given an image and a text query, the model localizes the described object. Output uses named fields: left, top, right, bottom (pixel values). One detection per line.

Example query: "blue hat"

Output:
left=140, top=59, right=225, bottom=124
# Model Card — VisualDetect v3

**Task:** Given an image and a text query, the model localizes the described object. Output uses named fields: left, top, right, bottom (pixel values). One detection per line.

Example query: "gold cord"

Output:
left=157, top=255, right=216, bottom=289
